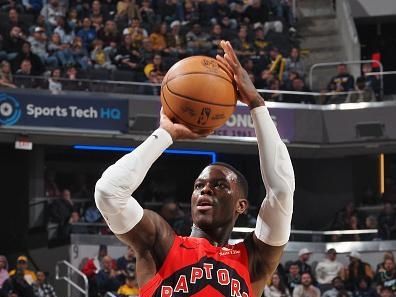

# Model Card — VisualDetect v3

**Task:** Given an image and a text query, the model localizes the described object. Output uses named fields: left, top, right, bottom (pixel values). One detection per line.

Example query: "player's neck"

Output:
left=190, top=224, right=232, bottom=247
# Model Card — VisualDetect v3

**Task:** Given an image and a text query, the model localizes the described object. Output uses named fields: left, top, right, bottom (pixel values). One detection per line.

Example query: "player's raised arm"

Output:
left=94, top=110, right=202, bottom=274
left=217, top=41, right=295, bottom=283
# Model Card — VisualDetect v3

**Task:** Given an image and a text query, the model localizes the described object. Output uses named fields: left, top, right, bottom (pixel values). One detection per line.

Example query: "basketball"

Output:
left=160, top=56, right=237, bottom=134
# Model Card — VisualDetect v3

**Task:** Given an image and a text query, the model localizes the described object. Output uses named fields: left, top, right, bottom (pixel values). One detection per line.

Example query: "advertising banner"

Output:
left=214, top=105, right=295, bottom=142
left=0, top=92, right=128, bottom=132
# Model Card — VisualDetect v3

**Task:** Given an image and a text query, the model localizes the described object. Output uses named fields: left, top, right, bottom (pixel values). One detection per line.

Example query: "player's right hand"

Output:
left=160, top=108, right=206, bottom=141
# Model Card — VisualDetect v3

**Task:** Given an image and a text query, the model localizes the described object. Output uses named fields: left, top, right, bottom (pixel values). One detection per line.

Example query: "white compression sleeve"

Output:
left=251, top=106, right=295, bottom=246
left=94, top=128, right=173, bottom=234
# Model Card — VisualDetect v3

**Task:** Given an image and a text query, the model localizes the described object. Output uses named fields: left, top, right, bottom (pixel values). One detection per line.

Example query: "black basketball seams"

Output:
left=166, top=71, right=234, bottom=85
left=161, top=87, right=219, bottom=129
left=165, top=82, right=235, bottom=107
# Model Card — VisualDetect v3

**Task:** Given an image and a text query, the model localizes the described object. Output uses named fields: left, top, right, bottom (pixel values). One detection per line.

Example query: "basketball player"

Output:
left=95, top=40, right=295, bottom=296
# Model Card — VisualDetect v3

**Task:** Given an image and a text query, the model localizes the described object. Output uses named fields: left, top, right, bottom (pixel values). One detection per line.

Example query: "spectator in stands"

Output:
left=322, top=277, right=351, bottom=297
left=377, top=202, right=396, bottom=240
left=268, top=46, right=286, bottom=81
left=82, top=245, right=108, bottom=297
left=186, top=23, right=211, bottom=55
left=9, top=256, right=36, bottom=286
left=13, top=41, right=45, bottom=75
left=354, top=277, right=378, bottom=297
left=0, top=256, right=9, bottom=290
left=117, top=273, right=139, bottom=297
left=5, top=8, right=28, bottom=34
left=346, top=251, right=374, bottom=291
left=286, top=262, right=301, bottom=293
left=149, top=23, right=167, bottom=53
left=28, top=27, right=58, bottom=67
left=3, top=26, right=26, bottom=61
left=208, top=24, right=224, bottom=56
left=139, top=0, right=155, bottom=29
left=48, top=68, right=62, bottom=94
left=14, top=59, right=40, bottom=89
left=40, top=0, right=66, bottom=28
left=113, top=33, right=140, bottom=72
left=342, top=215, right=364, bottom=241
left=377, top=253, right=395, bottom=273
left=293, top=272, right=320, bottom=297
left=32, top=271, right=57, bottom=297
left=97, top=20, right=120, bottom=54
left=182, top=0, right=200, bottom=27
left=296, top=248, right=313, bottom=275
left=90, top=39, right=116, bottom=70
left=48, top=32, right=71, bottom=67
left=67, top=211, right=89, bottom=234
left=243, top=0, right=269, bottom=26
left=327, top=64, right=355, bottom=92
left=70, top=36, right=91, bottom=70
left=264, top=272, right=291, bottom=297
left=54, top=16, right=75, bottom=44
left=77, top=18, right=96, bottom=50
left=116, top=246, right=136, bottom=283
left=96, top=256, right=121, bottom=296
left=166, top=20, right=186, bottom=58
left=283, top=77, right=315, bottom=104
left=233, top=26, right=255, bottom=57
left=375, top=258, right=396, bottom=292
left=255, top=68, right=274, bottom=89
left=158, top=0, right=178, bottom=23
left=345, top=77, right=375, bottom=103
left=22, top=0, right=43, bottom=16
left=83, top=202, right=102, bottom=224
left=2, top=268, right=35, bottom=297
left=127, top=17, right=148, bottom=49
left=115, top=0, right=141, bottom=29
left=362, top=216, right=379, bottom=241
left=82, top=245, right=108, bottom=278
left=0, top=61, right=16, bottom=88
left=316, top=249, right=345, bottom=290
left=380, top=287, right=395, bottom=297
left=361, top=63, right=380, bottom=99
left=285, top=47, right=305, bottom=79
left=331, top=202, right=361, bottom=231
left=253, top=24, right=270, bottom=57
left=49, top=189, right=74, bottom=240
left=268, top=78, right=283, bottom=101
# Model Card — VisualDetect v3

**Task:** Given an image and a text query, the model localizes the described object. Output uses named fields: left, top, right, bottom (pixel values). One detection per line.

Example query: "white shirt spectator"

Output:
left=315, top=249, right=344, bottom=284
left=41, top=0, right=66, bottom=27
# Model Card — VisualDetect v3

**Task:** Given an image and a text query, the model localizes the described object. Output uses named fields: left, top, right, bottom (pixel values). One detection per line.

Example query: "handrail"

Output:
left=105, top=292, right=118, bottom=297
left=14, top=74, right=161, bottom=87
left=309, top=60, right=384, bottom=97
left=55, top=260, right=88, bottom=297
left=68, top=222, right=378, bottom=236
left=233, top=227, right=378, bottom=235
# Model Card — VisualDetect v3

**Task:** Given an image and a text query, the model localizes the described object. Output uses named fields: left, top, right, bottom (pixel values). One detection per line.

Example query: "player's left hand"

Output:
left=216, top=40, right=265, bottom=109
left=160, top=108, right=211, bottom=140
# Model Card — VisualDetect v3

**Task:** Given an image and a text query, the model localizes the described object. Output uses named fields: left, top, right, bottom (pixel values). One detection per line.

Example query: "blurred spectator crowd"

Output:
left=2, top=247, right=396, bottom=297
left=0, top=0, right=303, bottom=97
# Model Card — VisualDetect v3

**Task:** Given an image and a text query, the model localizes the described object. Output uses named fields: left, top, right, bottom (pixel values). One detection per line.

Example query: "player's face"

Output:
left=191, top=165, right=241, bottom=229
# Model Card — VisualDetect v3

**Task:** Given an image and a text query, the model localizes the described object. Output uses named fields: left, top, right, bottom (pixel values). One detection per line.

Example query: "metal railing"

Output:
left=309, top=60, right=384, bottom=97
left=336, top=0, right=360, bottom=75
left=55, top=260, right=88, bottom=297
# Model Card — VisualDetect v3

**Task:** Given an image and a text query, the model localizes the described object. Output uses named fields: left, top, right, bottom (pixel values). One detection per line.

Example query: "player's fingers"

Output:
left=216, top=55, right=234, bottom=76
left=225, top=41, right=241, bottom=67
left=224, top=54, right=238, bottom=73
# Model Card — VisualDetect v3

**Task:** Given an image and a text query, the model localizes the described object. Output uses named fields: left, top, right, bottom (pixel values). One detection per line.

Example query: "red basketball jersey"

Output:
left=140, top=236, right=253, bottom=297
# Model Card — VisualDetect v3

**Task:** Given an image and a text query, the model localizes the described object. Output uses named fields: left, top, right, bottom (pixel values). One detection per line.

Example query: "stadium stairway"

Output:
left=297, top=0, right=346, bottom=90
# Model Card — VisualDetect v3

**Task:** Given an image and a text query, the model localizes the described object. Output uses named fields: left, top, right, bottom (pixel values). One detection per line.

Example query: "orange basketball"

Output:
left=160, top=56, right=237, bottom=134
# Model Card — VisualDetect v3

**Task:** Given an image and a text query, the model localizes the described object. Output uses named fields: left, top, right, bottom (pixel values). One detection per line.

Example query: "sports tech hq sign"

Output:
left=0, top=92, right=128, bottom=132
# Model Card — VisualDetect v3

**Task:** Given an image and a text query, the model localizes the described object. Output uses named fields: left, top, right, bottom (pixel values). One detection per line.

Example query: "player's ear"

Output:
left=236, top=198, right=248, bottom=215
